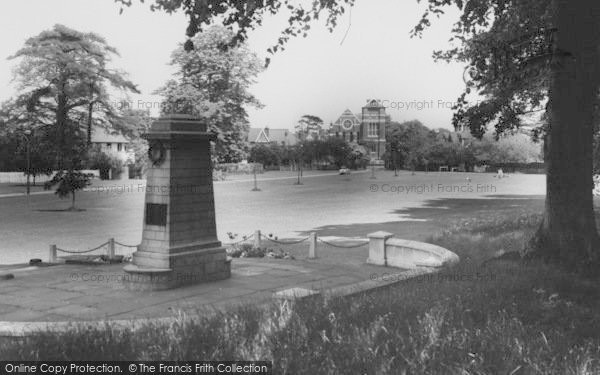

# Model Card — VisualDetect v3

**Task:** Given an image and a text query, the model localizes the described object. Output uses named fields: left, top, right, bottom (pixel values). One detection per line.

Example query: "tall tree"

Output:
left=156, top=25, right=264, bottom=164
left=413, top=0, right=600, bottom=268
left=119, top=0, right=600, bottom=268
left=472, top=133, right=543, bottom=165
left=7, top=24, right=138, bottom=168
left=113, top=108, right=154, bottom=178
left=12, top=130, right=55, bottom=184
left=387, top=120, right=432, bottom=170
left=296, top=115, right=324, bottom=141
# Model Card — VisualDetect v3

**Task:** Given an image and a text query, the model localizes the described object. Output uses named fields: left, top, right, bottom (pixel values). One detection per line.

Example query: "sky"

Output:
left=0, top=0, right=466, bottom=131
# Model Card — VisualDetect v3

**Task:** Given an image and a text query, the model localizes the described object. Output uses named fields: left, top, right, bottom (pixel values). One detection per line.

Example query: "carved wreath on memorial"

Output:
left=148, top=140, right=166, bottom=166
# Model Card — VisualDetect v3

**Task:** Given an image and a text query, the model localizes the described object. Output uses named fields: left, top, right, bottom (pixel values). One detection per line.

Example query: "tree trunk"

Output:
left=71, top=191, right=76, bottom=211
left=56, top=83, right=68, bottom=170
left=87, top=101, right=93, bottom=145
left=531, top=0, right=600, bottom=269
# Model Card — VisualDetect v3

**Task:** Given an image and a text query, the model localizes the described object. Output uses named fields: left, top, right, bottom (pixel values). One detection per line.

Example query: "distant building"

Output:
left=328, top=99, right=390, bottom=160
left=247, top=127, right=298, bottom=146
left=90, top=127, right=134, bottom=164
left=453, top=123, right=475, bottom=146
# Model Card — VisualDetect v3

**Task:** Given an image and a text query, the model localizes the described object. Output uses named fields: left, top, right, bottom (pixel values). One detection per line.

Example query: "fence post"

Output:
left=49, top=244, right=57, bottom=263
left=108, top=238, right=115, bottom=258
left=366, top=231, right=394, bottom=266
left=254, top=230, right=261, bottom=248
left=309, top=232, right=317, bottom=259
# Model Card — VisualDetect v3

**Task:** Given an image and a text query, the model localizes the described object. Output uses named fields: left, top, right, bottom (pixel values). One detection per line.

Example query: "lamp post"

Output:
left=371, top=122, right=383, bottom=180
left=20, top=129, right=32, bottom=196
left=377, top=125, right=381, bottom=161
left=295, top=143, right=304, bottom=185
left=370, top=159, right=376, bottom=179
left=391, top=144, right=398, bottom=177
left=294, top=124, right=306, bottom=186
left=251, top=163, right=261, bottom=191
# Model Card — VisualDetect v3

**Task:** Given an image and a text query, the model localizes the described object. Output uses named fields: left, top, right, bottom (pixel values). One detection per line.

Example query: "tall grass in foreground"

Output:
left=2, top=212, right=599, bottom=374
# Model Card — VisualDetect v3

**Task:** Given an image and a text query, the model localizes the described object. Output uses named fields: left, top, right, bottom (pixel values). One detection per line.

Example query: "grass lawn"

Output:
left=2, top=209, right=599, bottom=374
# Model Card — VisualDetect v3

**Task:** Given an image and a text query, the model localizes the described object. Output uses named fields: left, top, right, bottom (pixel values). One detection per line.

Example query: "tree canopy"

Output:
left=296, top=114, right=324, bottom=140
left=156, top=25, right=264, bottom=163
left=2, top=24, right=138, bottom=168
left=116, top=0, right=355, bottom=64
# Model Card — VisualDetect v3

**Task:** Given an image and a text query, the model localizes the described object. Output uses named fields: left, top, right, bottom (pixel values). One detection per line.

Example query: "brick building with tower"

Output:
left=328, top=99, right=390, bottom=162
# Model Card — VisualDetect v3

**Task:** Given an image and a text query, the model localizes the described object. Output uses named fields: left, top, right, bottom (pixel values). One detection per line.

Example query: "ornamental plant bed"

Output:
left=226, top=243, right=295, bottom=260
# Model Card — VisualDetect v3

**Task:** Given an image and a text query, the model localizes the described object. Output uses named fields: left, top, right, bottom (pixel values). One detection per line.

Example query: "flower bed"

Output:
left=226, top=243, right=294, bottom=259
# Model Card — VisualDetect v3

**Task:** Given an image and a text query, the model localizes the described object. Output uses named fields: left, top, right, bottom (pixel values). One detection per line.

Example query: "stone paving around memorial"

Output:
left=0, top=256, right=434, bottom=335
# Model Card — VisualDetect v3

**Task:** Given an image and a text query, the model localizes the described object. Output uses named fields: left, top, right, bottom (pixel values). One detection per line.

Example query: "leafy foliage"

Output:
left=112, top=108, right=153, bottom=178
left=0, top=129, right=54, bottom=179
left=249, top=143, right=281, bottom=168
left=412, top=0, right=554, bottom=139
left=116, top=0, right=355, bottom=65
left=44, top=170, right=93, bottom=210
left=387, top=120, right=433, bottom=170
left=5, top=24, right=138, bottom=167
left=248, top=137, right=369, bottom=170
left=85, top=145, right=124, bottom=175
left=295, top=114, right=324, bottom=140
left=156, top=25, right=263, bottom=163
left=472, top=133, right=543, bottom=164
left=385, top=120, right=541, bottom=171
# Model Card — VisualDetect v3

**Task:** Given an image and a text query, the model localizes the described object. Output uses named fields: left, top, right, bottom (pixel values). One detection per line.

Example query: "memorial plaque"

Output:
left=145, top=203, right=167, bottom=226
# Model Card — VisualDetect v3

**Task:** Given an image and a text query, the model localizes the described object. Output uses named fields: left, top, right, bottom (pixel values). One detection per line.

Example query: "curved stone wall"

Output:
left=367, top=231, right=459, bottom=269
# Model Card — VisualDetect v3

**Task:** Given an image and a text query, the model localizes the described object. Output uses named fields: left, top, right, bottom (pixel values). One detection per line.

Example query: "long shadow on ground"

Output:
left=300, top=195, right=546, bottom=241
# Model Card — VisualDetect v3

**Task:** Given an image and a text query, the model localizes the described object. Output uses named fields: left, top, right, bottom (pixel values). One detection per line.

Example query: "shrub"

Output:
left=85, top=145, right=124, bottom=179
left=225, top=243, right=294, bottom=259
left=44, top=169, right=93, bottom=210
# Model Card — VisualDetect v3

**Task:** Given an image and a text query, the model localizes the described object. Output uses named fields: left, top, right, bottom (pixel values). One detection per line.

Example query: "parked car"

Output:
left=339, top=166, right=350, bottom=175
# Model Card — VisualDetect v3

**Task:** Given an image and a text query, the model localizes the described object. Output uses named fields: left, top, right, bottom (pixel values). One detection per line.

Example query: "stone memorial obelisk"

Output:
left=123, top=114, right=230, bottom=290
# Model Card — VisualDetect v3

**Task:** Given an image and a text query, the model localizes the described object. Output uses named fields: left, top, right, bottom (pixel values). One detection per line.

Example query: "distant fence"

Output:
left=215, top=163, right=263, bottom=174
left=487, top=162, right=545, bottom=174
left=0, top=170, right=100, bottom=184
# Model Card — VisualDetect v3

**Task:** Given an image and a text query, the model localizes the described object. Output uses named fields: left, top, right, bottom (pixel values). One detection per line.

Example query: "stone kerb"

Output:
left=367, top=232, right=459, bottom=269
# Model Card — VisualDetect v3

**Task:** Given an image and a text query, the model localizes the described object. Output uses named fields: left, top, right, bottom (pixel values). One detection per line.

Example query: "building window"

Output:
left=117, top=143, right=123, bottom=151
left=368, top=123, right=378, bottom=137
left=106, top=143, right=112, bottom=150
